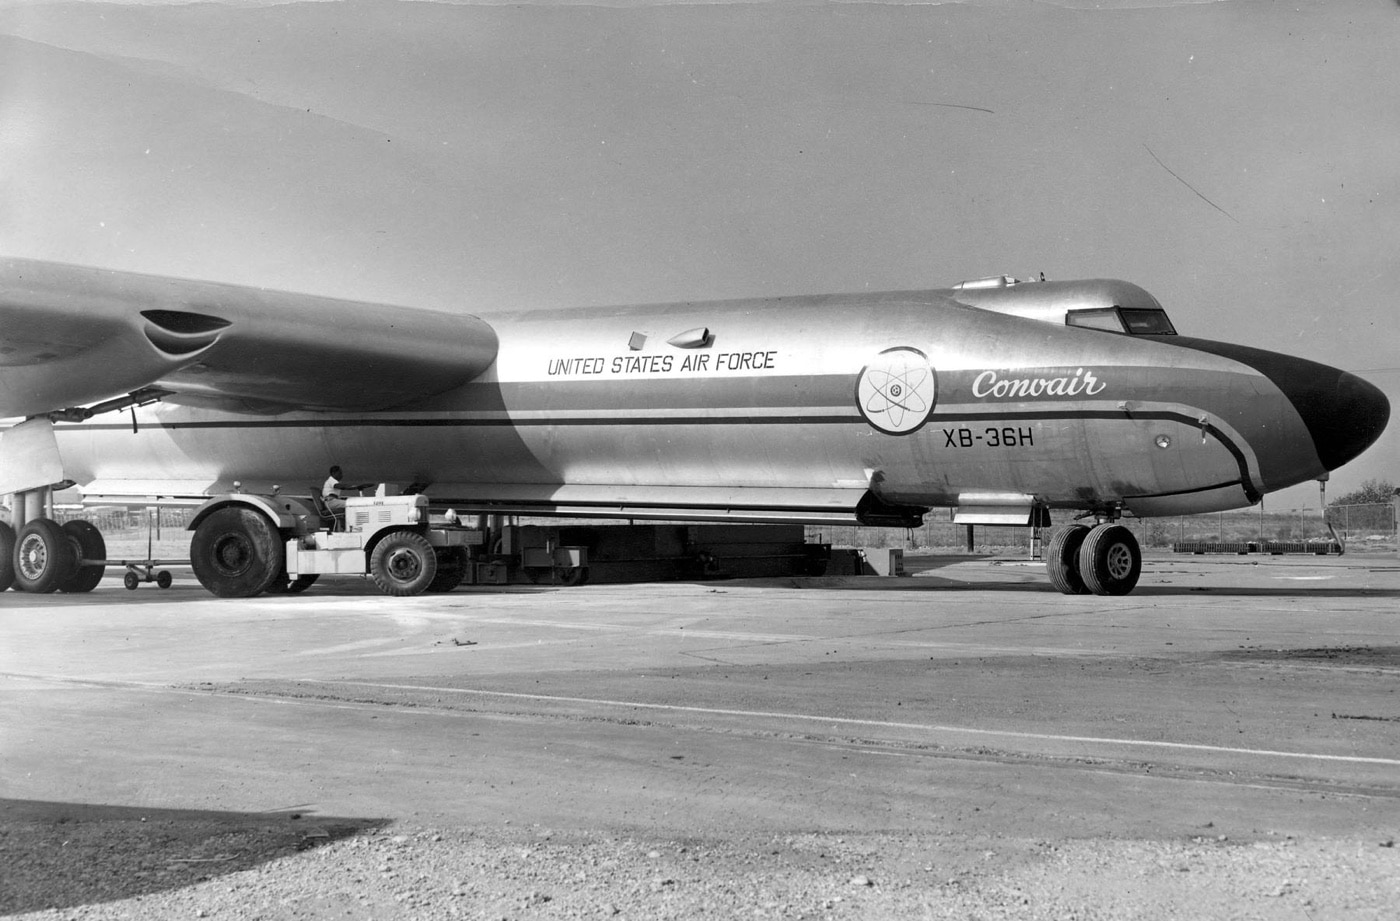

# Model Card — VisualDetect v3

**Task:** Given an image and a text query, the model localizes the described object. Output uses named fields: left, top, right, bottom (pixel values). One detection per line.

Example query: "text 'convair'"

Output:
left=972, top=368, right=1107, bottom=400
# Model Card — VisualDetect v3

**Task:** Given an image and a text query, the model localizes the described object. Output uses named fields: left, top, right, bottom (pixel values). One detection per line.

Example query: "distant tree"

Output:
left=1328, top=478, right=1396, bottom=506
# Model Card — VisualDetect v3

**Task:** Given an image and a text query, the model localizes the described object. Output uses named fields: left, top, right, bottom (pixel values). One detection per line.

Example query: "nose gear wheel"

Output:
left=1077, top=524, right=1142, bottom=596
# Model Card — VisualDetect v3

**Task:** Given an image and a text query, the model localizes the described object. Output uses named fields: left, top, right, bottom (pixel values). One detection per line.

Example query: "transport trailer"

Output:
left=493, top=523, right=832, bottom=585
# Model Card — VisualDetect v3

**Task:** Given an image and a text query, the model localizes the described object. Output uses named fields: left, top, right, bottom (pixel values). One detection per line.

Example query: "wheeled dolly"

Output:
left=121, top=561, right=177, bottom=590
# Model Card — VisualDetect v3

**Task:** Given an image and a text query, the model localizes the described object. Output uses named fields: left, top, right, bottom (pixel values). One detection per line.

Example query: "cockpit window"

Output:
left=1067, top=307, right=1176, bottom=336
left=1066, top=308, right=1126, bottom=332
left=1121, top=308, right=1176, bottom=335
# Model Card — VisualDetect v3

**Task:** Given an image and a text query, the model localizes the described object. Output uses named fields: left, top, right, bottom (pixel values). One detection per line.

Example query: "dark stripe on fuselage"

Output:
left=418, top=367, right=1254, bottom=413
left=1125, top=478, right=1247, bottom=500
left=73, top=415, right=860, bottom=430
left=67, top=406, right=1260, bottom=503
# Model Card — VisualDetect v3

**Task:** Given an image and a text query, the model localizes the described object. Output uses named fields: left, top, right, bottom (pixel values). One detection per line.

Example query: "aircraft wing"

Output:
left=0, top=257, right=499, bottom=417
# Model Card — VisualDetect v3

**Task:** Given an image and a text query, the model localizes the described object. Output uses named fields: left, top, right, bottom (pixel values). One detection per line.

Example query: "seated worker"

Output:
left=321, top=466, right=374, bottom=520
left=322, top=465, right=349, bottom=516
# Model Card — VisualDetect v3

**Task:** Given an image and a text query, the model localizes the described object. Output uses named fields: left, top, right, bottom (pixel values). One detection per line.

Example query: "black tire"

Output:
left=1045, top=524, right=1090, bottom=595
left=0, top=521, right=14, bottom=592
left=190, top=507, right=285, bottom=598
left=426, top=548, right=468, bottom=593
left=59, top=520, right=107, bottom=593
left=265, top=573, right=319, bottom=594
left=553, top=566, right=588, bottom=587
left=124, top=570, right=141, bottom=590
left=1078, top=524, right=1142, bottom=596
left=13, top=518, right=77, bottom=594
left=370, top=530, right=437, bottom=596
left=156, top=570, right=173, bottom=589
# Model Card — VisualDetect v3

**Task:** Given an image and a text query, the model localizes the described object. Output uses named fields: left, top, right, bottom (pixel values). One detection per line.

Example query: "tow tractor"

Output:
left=181, top=483, right=834, bottom=597
left=188, top=486, right=489, bottom=597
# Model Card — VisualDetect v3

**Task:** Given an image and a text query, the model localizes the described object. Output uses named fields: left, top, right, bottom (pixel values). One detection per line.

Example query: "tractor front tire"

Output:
left=370, top=530, right=438, bottom=596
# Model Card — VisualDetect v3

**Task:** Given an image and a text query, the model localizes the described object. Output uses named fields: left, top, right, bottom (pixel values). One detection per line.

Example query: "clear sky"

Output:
left=0, top=0, right=1394, bottom=507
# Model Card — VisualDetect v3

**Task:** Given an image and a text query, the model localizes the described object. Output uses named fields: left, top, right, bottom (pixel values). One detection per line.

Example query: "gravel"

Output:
left=4, top=811, right=1398, bottom=920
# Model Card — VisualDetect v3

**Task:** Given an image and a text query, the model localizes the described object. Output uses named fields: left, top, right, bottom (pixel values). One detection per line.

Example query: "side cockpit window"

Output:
left=1067, top=306, right=1176, bottom=336
left=1065, top=307, right=1125, bottom=332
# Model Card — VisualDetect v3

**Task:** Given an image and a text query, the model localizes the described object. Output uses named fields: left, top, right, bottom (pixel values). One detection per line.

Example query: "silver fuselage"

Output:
left=45, top=287, right=1385, bottom=522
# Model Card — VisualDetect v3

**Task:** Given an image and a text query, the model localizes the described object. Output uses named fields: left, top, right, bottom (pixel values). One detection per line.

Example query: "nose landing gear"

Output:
left=1046, top=520, right=1142, bottom=596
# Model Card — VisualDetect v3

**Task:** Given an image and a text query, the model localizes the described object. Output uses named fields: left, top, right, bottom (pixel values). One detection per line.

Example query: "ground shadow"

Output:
left=0, top=798, right=388, bottom=914
left=702, top=574, right=1400, bottom=598
left=1214, top=645, right=1400, bottom=667
left=706, top=574, right=1047, bottom=592
left=0, top=578, right=564, bottom=604
left=1131, top=585, right=1400, bottom=599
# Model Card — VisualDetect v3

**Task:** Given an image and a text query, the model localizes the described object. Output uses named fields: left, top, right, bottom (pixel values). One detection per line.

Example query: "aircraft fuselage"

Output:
left=45, top=285, right=1386, bottom=524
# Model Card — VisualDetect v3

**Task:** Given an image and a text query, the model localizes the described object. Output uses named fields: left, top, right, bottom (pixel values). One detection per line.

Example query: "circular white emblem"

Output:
left=856, top=347, right=937, bottom=435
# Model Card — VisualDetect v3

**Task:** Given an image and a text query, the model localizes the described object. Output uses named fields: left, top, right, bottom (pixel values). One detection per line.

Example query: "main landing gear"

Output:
left=1, top=517, right=108, bottom=594
left=1046, top=522, right=1142, bottom=596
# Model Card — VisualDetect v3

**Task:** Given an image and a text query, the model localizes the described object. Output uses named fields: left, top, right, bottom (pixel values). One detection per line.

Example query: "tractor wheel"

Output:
left=425, top=548, right=468, bottom=593
left=553, top=566, right=588, bottom=587
left=190, top=507, right=285, bottom=598
left=370, top=530, right=437, bottom=596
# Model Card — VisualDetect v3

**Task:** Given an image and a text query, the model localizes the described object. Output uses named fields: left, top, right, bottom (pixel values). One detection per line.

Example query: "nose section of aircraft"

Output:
left=1166, top=337, right=1390, bottom=483
left=1282, top=367, right=1390, bottom=472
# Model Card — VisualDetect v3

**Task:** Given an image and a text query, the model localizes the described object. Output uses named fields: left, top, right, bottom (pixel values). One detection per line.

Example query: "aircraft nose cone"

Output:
left=1167, top=337, right=1390, bottom=487
left=1272, top=365, right=1390, bottom=472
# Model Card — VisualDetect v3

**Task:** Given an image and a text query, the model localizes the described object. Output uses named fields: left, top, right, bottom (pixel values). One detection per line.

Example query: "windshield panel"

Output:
left=1067, top=307, right=1177, bottom=335
left=1121, top=308, right=1177, bottom=335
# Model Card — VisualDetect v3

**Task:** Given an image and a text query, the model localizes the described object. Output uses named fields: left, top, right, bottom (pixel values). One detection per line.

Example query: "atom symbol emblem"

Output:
left=855, top=347, right=937, bottom=435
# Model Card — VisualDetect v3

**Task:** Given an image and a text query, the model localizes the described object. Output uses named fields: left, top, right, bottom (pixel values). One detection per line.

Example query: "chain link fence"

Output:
left=50, top=504, right=196, bottom=559
left=1324, top=502, right=1398, bottom=552
left=37, top=500, right=1400, bottom=558
left=809, top=503, right=1398, bottom=555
